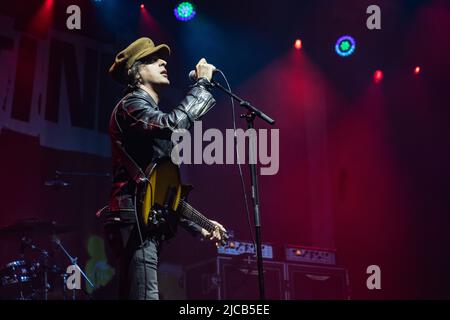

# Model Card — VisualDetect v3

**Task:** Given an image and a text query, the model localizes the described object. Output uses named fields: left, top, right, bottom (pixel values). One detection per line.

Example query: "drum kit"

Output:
left=0, top=218, right=93, bottom=300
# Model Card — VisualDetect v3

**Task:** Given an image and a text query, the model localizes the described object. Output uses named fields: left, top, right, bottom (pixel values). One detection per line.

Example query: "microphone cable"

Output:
left=215, top=70, right=257, bottom=250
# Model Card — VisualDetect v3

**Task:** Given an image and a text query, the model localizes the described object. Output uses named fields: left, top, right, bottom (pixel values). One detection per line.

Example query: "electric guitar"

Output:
left=136, top=158, right=228, bottom=244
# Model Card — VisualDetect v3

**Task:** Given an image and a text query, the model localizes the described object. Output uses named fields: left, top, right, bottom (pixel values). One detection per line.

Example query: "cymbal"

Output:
left=0, top=218, right=73, bottom=238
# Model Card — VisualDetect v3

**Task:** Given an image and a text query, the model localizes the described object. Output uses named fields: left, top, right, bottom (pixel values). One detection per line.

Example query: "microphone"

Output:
left=189, top=68, right=220, bottom=82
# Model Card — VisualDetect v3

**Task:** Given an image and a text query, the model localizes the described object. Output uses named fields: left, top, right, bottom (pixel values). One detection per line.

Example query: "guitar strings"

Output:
left=179, top=201, right=212, bottom=229
left=179, top=201, right=217, bottom=231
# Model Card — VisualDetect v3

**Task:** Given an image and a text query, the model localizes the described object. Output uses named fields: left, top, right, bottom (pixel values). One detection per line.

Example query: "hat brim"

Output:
left=134, top=44, right=171, bottom=63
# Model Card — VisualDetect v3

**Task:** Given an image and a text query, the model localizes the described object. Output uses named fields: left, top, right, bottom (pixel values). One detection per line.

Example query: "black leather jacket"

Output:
left=107, top=79, right=216, bottom=235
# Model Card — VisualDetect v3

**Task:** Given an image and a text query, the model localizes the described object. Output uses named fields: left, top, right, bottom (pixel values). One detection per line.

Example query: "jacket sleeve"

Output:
left=119, top=81, right=215, bottom=137
left=178, top=216, right=204, bottom=237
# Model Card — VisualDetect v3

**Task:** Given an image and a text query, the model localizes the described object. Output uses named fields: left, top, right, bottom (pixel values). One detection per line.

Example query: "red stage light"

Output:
left=28, top=0, right=54, bottom=37
left=140, top=4, right=145, bottom=9
left=414, top=66, right=421, bottom=75
left=45, top=0, right=54, bottom=9
left=294, top=39, right=302, bottom=50
left=374, top=70, right=383, bottom=83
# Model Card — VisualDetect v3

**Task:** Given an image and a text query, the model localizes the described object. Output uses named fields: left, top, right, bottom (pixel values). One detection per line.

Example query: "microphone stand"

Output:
left=54, top=170, right=111, bottom=179
left=210, top=79, right=275, bottom=300
left=44, top=171, right=110, bottom=189
left=52, top=237, right=95, bottom=299
left=43, top=170, right=109, bottom=298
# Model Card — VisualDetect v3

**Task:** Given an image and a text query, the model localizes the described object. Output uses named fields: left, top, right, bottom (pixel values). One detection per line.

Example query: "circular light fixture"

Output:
left=335, top=35, right=356, bottom=57
left=174, top=2, right=196, bottom=21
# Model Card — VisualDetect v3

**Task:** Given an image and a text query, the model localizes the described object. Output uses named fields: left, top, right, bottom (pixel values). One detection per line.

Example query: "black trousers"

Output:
left=105, top=223, right=162, bottom=300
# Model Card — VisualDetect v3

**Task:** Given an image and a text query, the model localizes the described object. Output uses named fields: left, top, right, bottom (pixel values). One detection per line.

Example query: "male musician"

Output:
left=104, top=37, right=226, bottom=300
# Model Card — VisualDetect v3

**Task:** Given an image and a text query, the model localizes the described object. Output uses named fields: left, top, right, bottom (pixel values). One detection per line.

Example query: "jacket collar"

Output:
left=132, top=88, right=159, bottom=110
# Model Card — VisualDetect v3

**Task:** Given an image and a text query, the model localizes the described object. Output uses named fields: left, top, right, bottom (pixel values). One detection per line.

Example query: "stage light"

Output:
left=374, top=70, right=383, bottom=84
left=335, top=35, right=356, bottom=57
left=140, top=4, right=145, bottom=9
left=174, top=2, right=196, bottom=21
left=42, top=0, right=54, bottom=10
left=414, top=66, right=421, bottom=75
left=28, top=0, right=53, bottom=37
left=294, top=39, right=302, bottom=50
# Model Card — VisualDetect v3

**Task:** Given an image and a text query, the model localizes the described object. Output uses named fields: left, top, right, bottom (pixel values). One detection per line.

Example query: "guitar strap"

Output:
left=114, top=140, right=146, bottom=183
left=96, top=94, right=147, bottom=222
left=112, top=94, right=146, bottom=184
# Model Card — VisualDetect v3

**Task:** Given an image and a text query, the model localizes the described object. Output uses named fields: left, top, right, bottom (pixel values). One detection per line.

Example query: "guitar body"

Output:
left=136, top=158, right=228, bottom=243
left=137, top=158, right=183, bottom=226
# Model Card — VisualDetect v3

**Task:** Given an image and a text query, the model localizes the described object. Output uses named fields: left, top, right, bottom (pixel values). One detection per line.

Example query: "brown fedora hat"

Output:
left=109, top=37, right=171, bottom=84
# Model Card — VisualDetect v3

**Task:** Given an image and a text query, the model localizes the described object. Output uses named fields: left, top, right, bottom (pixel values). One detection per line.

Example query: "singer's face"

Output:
left=138, top=54, right=170, bottom=86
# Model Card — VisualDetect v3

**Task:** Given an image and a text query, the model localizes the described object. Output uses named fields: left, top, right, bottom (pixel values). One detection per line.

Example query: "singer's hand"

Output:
left=196, top=58, right=215, bottom=82
left=200, top=220, right=227, bottom=247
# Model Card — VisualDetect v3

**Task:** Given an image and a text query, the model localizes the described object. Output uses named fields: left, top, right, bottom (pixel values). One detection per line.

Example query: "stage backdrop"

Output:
left=1, top=0, right=450, bottom=299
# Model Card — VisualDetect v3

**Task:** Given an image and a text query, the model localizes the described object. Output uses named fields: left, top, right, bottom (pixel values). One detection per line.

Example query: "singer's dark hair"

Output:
left=124, top=54, right=160, bottom=95
left=124, top=60, right=144, bottom=95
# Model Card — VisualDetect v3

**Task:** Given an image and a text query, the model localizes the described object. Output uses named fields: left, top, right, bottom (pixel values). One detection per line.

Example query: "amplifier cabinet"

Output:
left=185, top=256, right=285, bottom=300
left=286, top=263, right=350, bottom=300
left=185, top=256, right=350, bottom=300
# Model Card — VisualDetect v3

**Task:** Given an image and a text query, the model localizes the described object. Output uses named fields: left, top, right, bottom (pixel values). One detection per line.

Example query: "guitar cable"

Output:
left=114, top=100, right=150, bottom=300
left=133, top=191, right=148, bottom=300
left=216, top=70, right=257, bottom=250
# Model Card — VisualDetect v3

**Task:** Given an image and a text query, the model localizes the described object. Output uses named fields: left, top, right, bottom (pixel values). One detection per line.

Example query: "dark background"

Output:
left=0, top=0, right=449, bottom=299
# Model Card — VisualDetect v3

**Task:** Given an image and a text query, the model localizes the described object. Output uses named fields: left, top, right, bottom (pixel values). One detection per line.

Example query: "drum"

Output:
left=0, top=259, right=40, bottom=299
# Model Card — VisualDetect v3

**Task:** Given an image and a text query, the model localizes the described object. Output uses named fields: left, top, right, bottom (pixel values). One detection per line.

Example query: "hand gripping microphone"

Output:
left=188, top=68, right=220, bottom=82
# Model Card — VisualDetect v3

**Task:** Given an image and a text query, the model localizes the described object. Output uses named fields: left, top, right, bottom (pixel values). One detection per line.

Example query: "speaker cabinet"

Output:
left=286, top=264, right=349, bottom=300
left=185, top=256, right=350, bottom=300
left=185, top=256, right=285, bottom=300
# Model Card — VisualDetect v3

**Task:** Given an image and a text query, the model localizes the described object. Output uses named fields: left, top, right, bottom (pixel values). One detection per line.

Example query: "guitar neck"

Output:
left=178, top=200, right=215, bottom=232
